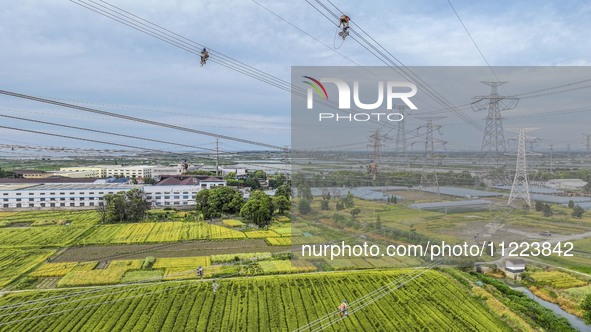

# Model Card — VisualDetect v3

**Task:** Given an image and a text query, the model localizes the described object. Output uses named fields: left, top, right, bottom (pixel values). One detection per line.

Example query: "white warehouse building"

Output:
left=0, top=183, right=140, bottom=209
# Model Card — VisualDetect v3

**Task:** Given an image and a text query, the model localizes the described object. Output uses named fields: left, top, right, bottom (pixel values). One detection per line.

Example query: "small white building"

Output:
left=106, top=166, right=155, bottom=179
left=60, top=167, right=109, bottom=178
left=545, top=179, right=588, bottom=191
left=199, top=177, right=227, bottom=189
left=505, top=259, right=526, bottom=273
left=143, top=185, right=200, bottom=207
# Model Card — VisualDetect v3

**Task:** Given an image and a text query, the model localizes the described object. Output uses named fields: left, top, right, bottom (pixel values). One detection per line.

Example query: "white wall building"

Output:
left=545, top=179, right=588, bottom=191
left=0, top=183, right=140, bottom=209
left=143, top=185, right=200, bottom=207
left=60, top=167, right=108, bottom=178
left=106, top=166, right=155, bottom=179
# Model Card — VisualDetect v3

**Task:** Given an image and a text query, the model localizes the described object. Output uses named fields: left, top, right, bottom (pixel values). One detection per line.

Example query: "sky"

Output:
left=1, top=0, right=591, bottom=157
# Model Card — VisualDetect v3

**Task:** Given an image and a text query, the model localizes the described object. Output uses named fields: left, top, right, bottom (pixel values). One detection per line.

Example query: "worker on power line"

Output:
left=338, top=15, right=350, bottom=30
left=200, top=48, right=209, bottom=66
left=338, top=300, right=349, bottom=317
left=338, top=15, right=350, bottom=39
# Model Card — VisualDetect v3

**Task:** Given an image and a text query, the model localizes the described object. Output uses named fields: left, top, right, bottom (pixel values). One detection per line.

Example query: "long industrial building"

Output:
left=0, top=176, right=227, bottom=210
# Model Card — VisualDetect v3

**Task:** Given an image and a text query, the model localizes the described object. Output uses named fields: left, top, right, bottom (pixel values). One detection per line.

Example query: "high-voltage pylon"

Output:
left=508, top=128, right=537, bottom=206
left=583, top=133, right=591, bottom=152
left=394, top=105, right=408, bottom=156
left=415, top=117, right=447, bottom=194
left=472, top=82, right=519, bottom=164
left=368, top=129, right=385, bottom=180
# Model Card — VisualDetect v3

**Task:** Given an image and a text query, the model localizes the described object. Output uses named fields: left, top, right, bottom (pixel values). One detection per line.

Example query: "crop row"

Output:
left=0, top=270, right=511, bottom=331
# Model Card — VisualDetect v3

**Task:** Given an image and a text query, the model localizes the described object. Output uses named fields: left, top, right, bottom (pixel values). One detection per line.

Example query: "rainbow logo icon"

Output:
left=302, top=76, right=328, bottom=100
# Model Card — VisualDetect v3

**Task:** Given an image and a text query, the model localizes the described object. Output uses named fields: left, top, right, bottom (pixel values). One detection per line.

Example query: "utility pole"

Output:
left=415, top=117, right=446, bottom=195
left=215, top=138, right=219, bottom=177
left=549, top=144, right=553, bottom=173
left=508, top=128, right=537, bottom=206
left=472, top=82, right=519, bottom=164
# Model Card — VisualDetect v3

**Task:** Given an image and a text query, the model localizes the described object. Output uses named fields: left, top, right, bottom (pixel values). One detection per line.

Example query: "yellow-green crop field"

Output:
left=79, top=221, right=245, bottom=245
left=0, top=249, right=54, bottom=288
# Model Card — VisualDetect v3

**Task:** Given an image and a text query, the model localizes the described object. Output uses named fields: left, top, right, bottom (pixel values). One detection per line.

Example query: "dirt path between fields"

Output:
left=52, top=239, right=286, bottom=262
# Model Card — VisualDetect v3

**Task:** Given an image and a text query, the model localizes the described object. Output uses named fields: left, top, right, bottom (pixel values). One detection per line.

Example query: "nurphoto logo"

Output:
left=303, top=76, right=417, bottom=122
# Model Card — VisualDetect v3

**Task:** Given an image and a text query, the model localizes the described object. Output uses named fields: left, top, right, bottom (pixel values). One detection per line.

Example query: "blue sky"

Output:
left=1, top=0, right=591, bottom=155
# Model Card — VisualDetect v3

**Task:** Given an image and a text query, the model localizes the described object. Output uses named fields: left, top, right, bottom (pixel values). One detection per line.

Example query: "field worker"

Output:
left=339, top=300, right=348, bottom=317
left=196, top=265, right=203, bottom=278
left=213, top=279, right=219, bottom=295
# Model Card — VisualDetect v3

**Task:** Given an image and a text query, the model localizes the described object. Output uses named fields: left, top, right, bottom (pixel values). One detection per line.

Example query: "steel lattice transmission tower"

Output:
left=583, top=133, right=591, bottom=152
left=368, top=129, right=385, bottom=180
left=508, top=128, right=537, bottom=206
left=394, top=105, right=408, bottom=156
left=472, top=82, right=519, bottom=163
left=415, top=117, right=446, bottom=194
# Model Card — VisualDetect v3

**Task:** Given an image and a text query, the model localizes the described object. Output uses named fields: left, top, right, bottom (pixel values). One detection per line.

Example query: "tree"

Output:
left=572, top=205, right=585, bottom=218
left=273, top=195, right=290, bottom=214
left=0, top=167, right=14, bottom=178
left=254, top=170, right=267, bottom=179
left=210, top=186, right=244, bottom=217
left=582, top=294, right=591, bottom=324
left=320, top=199, right=330, bottom=210
left=194, top=189, right=213, bottom=219
left=343, top=192, right=355, bottom=208
left=568, top=200, right=575, bottom=208
left=224, top=172, right=236, bottom=180
left=243, top=178, right=261, bottom=190
left=350, top=207, right=361, bottom=218
left=196, top=186, right=244, bottom=219
left=535, top=200, right=543, bottom=212
left=268, top=173, right=286, bottom=188
left=298, top=198, right=312, bottom=214
left=376, top=215, right=382, bottom=229
left=299, top=182, right=313, bottom=202
left=335, top=201, right=344, bottom=211
left=542, top=203, right=553, bottom=217
left=102, top=189, right=150, bottom=223
left=240, top=190, right=274, bottom=228
left=275, top=184, right=291, bottom=200
left=143, top=177, right=157, bottom=185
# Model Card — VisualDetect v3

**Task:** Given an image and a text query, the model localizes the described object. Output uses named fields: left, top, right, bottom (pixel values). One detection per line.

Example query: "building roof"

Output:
left=0, top=183, right=140, bottom=191
left=0, top=178, right=98, bottom=184
left=506, top=259, right=525, bottom=265
left=200, top=177, right=226, bottom=182
left=12, top=169, right=47, bottom=174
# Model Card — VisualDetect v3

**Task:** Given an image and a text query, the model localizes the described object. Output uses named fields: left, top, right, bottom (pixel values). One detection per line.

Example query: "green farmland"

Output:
left=0, top=270, right=512, bottom=332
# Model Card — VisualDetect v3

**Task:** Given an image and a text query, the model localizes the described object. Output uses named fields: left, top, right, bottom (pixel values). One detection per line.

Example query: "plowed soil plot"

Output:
left=53, top=239, right=285, bottom=262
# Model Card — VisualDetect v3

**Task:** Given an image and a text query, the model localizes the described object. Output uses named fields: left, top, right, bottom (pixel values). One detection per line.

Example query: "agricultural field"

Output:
left=57, top=260, right=142, bottom=287
left=210, top=252, right=272, bottom=264
left=153, top=256, right=210, bottom=280
left=79, top=221, right=246, bottom=245
left=0, top=210, right=100, bottom=227
left=222, top=219, right=244, bottom=227
left=244, top=230, right=280, bottom=238
left=529, top=271, right=587, bottom=289
left=265, top=237, right=291, bottom=246
left=0, top=225, right=91, bottom=248
left=0, top=249, right=54, bottom=288
left=257, top=260, right=316, bottom=274
left=0, top=270, right=513, bottom=331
